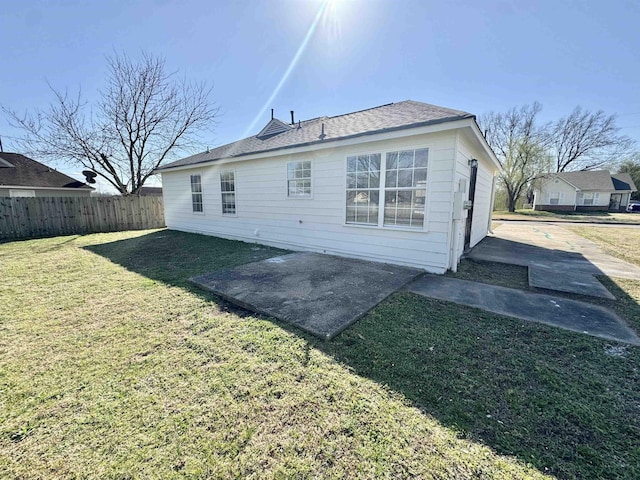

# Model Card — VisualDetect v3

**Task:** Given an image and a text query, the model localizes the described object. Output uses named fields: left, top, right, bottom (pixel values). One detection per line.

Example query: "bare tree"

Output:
left=550, top=107, right=633, bottom=172
left=480, top=103, right=551, bottom=212
left=4, top=52, right=218, bottom=195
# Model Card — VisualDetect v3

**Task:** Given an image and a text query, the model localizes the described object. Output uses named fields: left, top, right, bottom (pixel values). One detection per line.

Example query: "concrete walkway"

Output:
left=469, top=222, right=640, bottom=298
left=407, top=276, right=640, bottom=345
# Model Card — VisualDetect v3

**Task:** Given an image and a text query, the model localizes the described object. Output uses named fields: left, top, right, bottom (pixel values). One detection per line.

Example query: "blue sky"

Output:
left=1, top=0, right=639, bottom=191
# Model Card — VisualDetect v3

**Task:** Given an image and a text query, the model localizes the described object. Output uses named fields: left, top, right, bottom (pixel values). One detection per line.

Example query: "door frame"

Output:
left=464, top=159, right=478, bottom=251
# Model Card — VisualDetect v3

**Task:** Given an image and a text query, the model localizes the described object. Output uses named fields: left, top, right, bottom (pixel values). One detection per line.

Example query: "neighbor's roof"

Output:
left=551, top=170, right=636, bottom=192
left=0, top=152, right=93, bottom=190
left=611, top=172, right=637, bottom=192
left=139, top=186, right=163, bottom=196
left=158, top=100, right=474, bottom=171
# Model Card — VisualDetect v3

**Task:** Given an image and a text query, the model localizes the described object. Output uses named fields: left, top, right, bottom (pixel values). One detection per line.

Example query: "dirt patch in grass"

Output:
left=2, top=229, right=639, bottom=478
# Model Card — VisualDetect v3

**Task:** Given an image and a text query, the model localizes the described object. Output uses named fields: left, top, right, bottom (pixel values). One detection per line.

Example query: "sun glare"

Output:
left=240, top=0, right=339, bottom=141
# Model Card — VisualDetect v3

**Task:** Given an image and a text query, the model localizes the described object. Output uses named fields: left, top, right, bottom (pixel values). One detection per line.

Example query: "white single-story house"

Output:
left=157, top=100, right=501, bottom=273
left=533, top=170, right=637, bottom=212
left=0, top=153, right=93, bottom=197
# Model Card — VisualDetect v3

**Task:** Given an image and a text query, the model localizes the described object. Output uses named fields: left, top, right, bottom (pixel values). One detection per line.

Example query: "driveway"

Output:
left=468, top=221, right=640, bottom=298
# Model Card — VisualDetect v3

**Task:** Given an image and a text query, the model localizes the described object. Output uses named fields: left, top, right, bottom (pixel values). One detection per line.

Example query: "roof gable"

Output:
left=158, top=100, right=474, bottom=171
left=611, top=172, right=637, bottom=192
left=0, top=153, right=93, bottom=190
left=0, top=157, right=15, bottom=168
left=257, top=118, right=292, bottom=139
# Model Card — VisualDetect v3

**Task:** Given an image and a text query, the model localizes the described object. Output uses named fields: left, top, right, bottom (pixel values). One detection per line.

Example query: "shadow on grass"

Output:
left=84, top=230, right=640, bottom=480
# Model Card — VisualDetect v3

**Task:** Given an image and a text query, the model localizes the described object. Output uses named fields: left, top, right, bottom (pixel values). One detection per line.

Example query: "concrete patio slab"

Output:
left=528, top=265, right=616, bottom=300
left=190, top=252, right=423, bottom=340
left=406, top=275, right=640, bottom=345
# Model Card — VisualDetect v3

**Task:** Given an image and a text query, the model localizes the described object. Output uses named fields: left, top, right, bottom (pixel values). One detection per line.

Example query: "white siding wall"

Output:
left=456, top=133, right=497, bottom=250
left=162, top=131, right=458, bottom=273
left=536, top=179, right=577, bottom=207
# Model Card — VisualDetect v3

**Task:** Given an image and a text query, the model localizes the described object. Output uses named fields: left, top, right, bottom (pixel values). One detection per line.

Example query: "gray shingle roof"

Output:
left=158, top=100, right=473, bottom=171
left=0, top=153, right=93, bottom=190
left=554, top=170, right=636, bottom=192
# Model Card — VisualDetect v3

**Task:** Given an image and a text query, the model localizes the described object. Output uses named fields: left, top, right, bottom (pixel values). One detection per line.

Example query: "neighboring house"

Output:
left=157, top=100, right=501, bottom=273
left=533, top=170, right=637, bottom=212
left=139, top=186, right=163, bottom=196
left=0, top=152, right=93, bottom=197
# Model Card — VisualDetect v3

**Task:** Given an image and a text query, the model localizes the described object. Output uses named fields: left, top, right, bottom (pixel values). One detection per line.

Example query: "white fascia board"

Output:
left=158, top=119, right=480, bottom=174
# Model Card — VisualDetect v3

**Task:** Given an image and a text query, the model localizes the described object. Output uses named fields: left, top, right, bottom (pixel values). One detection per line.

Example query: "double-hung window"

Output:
left=582, top=192, right=598, bottom=206
left=548, top=191, right=561, bottom=205
left=220, top=171, right=236, bottom=214
left=346, top=153, right=381, bottom=225
left=190, top=174, right=203, bottom=213
left=384, top=149, right=428, bottom=227
left=287, top=161, right=311, bottom=197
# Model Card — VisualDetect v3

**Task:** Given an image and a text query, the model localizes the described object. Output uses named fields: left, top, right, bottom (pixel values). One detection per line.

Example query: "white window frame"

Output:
left=345, top=152, right=381, bottom=226
left=581, top=192, right=599, bottom=206
left=548, top=191, right=562, bottom=205
left=382, top=148, right=428, bottom=229
left=286, top=160, right=312, bottom=198
left=190, top=174, right=204, bottom=214
left=220, top=170, right=237, bottom=216
left=343, top=144, right=430, bottom=232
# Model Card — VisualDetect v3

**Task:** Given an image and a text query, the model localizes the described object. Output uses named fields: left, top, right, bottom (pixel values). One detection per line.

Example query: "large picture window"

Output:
left=345, top=149, right=428, bottom=228
left=190, top=174, right=203, bottom=213
left=220, top=171, right=236, bottom=214
left=345, top=153, right=381, bottom=225
left=287, top=161, right=311, bottom=197
left=383, top=148, right=428, bottom=228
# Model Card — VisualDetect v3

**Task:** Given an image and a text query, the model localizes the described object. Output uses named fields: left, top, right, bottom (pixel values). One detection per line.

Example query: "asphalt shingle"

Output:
left=556, top=170, right=615, bottom=191
left=0, top=153, right=92, bottom=190
left=157, top=100, right=473, bottom=171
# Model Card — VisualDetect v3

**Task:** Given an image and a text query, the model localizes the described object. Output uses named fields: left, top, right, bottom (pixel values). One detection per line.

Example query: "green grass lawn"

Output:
left=1, top=229, right=639, bottom=479
left=493, top=209, right=640, bottom=224
left=569, top=225, right=640, bottom=268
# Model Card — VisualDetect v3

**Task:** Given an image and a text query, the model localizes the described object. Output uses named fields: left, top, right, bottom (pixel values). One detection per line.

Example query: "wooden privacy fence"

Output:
left=0, top=196, right=165, bottom=240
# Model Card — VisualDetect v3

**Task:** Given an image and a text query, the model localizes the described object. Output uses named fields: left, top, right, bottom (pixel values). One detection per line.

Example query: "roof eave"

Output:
left=156, top=115, right=476, bottom=173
